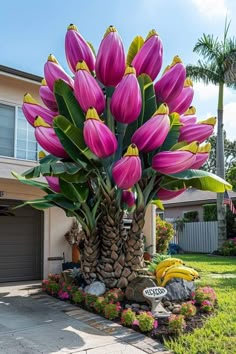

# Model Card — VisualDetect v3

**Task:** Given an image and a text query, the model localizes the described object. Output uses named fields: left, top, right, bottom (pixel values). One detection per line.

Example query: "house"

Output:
left=159, top=188, right=236, bottom=222
left=0, top=65, right=73, bottom=282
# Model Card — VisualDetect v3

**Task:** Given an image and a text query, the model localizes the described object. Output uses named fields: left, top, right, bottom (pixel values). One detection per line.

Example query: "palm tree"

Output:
left=187, top=19, right=236, bottom=247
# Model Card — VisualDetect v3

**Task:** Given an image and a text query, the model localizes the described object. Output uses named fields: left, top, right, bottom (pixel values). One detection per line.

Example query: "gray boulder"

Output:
left=84, top=281, right=106, bottom=296
left=125, top=276, right=157, bottom=303
left=163, top=278, right=195, bottom=301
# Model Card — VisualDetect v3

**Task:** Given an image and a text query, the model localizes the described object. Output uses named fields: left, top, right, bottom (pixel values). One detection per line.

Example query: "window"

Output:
left=0, top=103, right=38, bottom=161
left=157, top=212, right=164, bottom=220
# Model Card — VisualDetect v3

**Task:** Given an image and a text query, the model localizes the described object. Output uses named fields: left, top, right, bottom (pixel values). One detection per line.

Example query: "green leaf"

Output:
left=54, top=80, right=85, bottom=128
left=59, top=179, right=89, bottom=203
left=39, top=154, right=61, bottom=165
left=21, top=199, right=54, bottom=210
left=126, top=36, right=144, bottom=66
left=87, top=41, right=96, bottom=57
left=12, top=172, right=51, bottom=193
left=152, top=199, right=164, bottom=210
left=160, top=113, right=182, bottom=151
left=45, top=193, right=81, bottom=210
left=161, top=169, right=232, bottom=192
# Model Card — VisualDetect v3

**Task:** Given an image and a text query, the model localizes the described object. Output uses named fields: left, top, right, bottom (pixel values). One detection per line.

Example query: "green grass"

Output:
left=164, top=254, right=236, bottom=354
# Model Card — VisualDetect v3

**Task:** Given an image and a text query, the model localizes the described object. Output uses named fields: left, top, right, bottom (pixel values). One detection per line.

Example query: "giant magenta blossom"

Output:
left=179, top=117, right=216, bottom=143
left=154, top=56, right=186, bottom=103
left=39, top=79, right=58, bottom=112
left=44, top=54, right=74, bottom=91
left=34, top=117, right=68, bottom=158
left=112, top=144, right=142, bottom=189
left=121, top=189, right=136, bottom=207
left=83, top=107, right=117, bottom=158
left=189, top=143, right=211, bottom=169
left=180, top=106, right=198, bottom=125
left=95, top=26, right=125, bottom=86
left=65, top=24, right=95, bottom=73
left=168, top=78, right=194, bottom=115
left=131, top=103, right=170, bottom=152
left=45, top=176, right=61, bottom=192
left=110, top=66, right=142, bottom=123
left=74, top=61, right=105, bottom=114
left=22, top=94, right=57, bottom=126
left=131, top=29, right=163, bottom=81
left=152, top=142, right=198, bottom=174
left=157, top=187, right=186, bottom=200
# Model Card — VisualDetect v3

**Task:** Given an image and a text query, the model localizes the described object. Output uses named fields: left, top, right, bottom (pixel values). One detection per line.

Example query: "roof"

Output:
left=163, top=188, right=236, bottom=208
left=0, top=65, right=42, bottom=83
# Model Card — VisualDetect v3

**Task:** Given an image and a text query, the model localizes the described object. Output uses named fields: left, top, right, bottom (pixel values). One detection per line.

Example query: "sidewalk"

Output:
left=0, top=281, right=171, bottom=354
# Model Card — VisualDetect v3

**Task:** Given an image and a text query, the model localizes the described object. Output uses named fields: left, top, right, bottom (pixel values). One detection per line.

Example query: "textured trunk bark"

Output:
left=216, top=82, right=226, bottom=248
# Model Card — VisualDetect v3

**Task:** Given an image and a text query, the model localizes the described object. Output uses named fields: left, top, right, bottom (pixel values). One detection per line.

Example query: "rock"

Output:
left=163, top=301, right=171, bottom=307
left=117, top=277, right=128, bottom=289
left=125, top=276, right=157, bottom=303
left=84, top=281, right=106, bottom=296
left=163, top=278, right=195, bottom=301
left=172, top=307, right=181, bottom=314
left=140, top=305, right=150, bottom=311
left=131, top=303, right=140, bottom=309
left=125, top=304, right=132, bottom=309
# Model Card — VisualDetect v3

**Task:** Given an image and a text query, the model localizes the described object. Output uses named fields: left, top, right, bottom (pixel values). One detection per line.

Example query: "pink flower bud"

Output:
left=131, top=103, right=170, bottom=152
left=44, top=55, right=74, bottom=92
left=132, top=30, right=163, bottom=81
left=189, top=143, right=211, bottom=169
left=65, top=24, right=95, bottom=73
left=168, top=78, right=194, bottom=115
left=180, top=106, right=197, bottom=125
left=112, top=144, right=142, bottom=189
left=34, top=116, right=68, bottom=158
left=155, top=56, right=186, bottom=103
left=45, top=176, right=60, bottom=192
left=152, top=142, right=198, bottom=174
left=74, top=61, right=105, bottom=114
left=157, top=187, right=186, bottom=200
left=22, top=93, right=57, bottom=126
left=83, top=108, right=117, bottom=158
left=110, top=66, right=141, bottom=123
left=121, top=189, right=135, bottom=207
left=39, top=79, right=58, bottom=112
left=179, top=117, right=216, bottom=143
left=95, top=26, right=125, bottom=86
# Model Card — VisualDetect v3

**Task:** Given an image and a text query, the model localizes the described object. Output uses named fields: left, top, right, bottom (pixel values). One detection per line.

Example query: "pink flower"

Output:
left=131, top=29, right=163, bottom=81
left=45, top=176, right=60, bottom=193
left=157, top=187, right=186, bottom=200
left=44, top=54, right=74, bottom=92
left=74, top=61, right=105, bottom=115
left=179, top=117, right=216, bottom=144
left=153, top=320, right=158, bottom=329
left=112, top=144, right=142, bottom=189
left=189, top=143, right=211, bottom=169
left=39, top=79, right=58, bottom=112
left=110, top=66, right=142, bottom=124
left=83, top=107, right=117, bottom=158
left=95, top=26, right=125, bottom=86
left=132, top=319, right=139, bottom=326
left=180, top=106, right=198, bottom=125
left=65, top=24, right=95, bottom=73
left=121, top=189, right=136, bottom=207
left=131, top=103, right=170, bottom=152
left=168, top=78, right=194, bottom=115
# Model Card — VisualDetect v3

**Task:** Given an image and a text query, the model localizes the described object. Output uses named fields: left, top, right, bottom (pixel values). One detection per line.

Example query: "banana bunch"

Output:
left=155, top=258, right=200, bottom=286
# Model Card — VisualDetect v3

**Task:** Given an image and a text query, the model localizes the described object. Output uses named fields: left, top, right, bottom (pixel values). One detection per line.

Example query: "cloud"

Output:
left=193, top=82, right=235, bottom=101
left=223, top=102, right=236, bottom=141
left=191, top=0, right=229, bottom=18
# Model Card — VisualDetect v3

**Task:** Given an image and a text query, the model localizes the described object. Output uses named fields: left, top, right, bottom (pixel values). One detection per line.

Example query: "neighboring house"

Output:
left=0, top=65, right=72, bottom=282
left=159, top=188, right=236, bottom=222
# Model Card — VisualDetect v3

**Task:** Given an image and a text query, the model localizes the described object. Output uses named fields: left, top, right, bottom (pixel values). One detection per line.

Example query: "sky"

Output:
left=1, top=0, right=236, bottom=141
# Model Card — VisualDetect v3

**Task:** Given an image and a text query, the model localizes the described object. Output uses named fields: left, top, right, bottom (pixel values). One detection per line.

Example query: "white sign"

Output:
left=143, top=287, right=167, bottom=298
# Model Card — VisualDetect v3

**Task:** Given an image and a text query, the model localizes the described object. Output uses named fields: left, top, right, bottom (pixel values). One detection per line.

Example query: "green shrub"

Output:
left=218, top=238, right=236, bottom=256
left=191, top=286, right=217, bottom=305
left=168, top=314, right=186, bottom=335
left=93, top=297, right=106, bottom=313
left=184, top=211, right=199, bottom=222
left=104, top=288, right=125, bottom=303
left=84, top=294, right=97, bottom=310
left=200, top=300, right=214, bottom=313
left=104, top=303, right=121, bottom=320
left=180, top=301, right=197, bottom=318
left=121, top=309, right=137, bottom=326
left=203, top=204, right=217, bottom=221
left=156, top=217, right=175, bottom=253
left=136, top=312, right=157, bottom=332
left=72, top=289, right=84, bottom=304
left=148, top=253, right=171, bottom=273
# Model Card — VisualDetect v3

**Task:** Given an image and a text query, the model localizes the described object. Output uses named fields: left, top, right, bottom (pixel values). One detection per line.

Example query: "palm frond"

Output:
left=186, top=61, right=220, bottom=85
left=193, top=34, right=222, bottom=63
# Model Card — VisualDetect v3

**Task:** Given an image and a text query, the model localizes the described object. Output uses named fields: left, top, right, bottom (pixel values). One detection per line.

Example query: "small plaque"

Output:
left=143, top=286, right=167, bottom=298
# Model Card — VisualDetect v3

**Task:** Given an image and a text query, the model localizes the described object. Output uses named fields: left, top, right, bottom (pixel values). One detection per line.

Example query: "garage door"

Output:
left=0, top=200, right=43, bottom=282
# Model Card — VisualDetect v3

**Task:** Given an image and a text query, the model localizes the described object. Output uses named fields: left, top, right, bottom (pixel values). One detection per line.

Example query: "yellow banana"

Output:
left=176, top=266, right=200, bottom=279
left=164, top=266, right=197, bottom=279
left=155, top=258, right=184, bottom=272
left=161, top=272, right=194, bottom=287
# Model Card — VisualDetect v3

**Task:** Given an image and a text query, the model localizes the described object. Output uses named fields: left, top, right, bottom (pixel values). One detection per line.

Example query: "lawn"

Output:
left=164, top=254, right=236, bottom=354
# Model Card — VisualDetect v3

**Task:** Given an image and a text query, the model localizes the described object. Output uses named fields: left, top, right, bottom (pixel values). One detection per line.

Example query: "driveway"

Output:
left=0, top=282, right=170, bottom=354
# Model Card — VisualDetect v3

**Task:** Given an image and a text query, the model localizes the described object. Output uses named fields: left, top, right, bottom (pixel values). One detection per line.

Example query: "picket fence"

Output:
left=171, top=221, right=218, bottom=253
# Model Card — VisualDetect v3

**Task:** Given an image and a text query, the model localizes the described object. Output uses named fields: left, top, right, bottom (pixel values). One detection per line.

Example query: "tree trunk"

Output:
left=216, top=82, right=226, bottom=248
left=96, top=188, right=127, bottom=288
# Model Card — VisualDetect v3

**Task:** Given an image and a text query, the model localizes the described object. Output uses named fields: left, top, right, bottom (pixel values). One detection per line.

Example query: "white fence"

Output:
left=172, top=221, right=218, bottom=253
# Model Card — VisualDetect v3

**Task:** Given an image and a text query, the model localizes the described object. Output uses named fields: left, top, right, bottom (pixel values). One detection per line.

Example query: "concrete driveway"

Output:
left=0, top=282, right=170, bottom=354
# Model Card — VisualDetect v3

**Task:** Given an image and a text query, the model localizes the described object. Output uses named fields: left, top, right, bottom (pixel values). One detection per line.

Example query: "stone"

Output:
left=163, top=278, right=196, bottom=301
left=125, top=304, right=132, bottom=309
left=172, top=307, right=181, bottom=314
left=104, top=263, right=113, bottom=272
left=111, top=251, right=118, bottom=261
left=163, top=301, right=171, bottom=307
left=125, top=276, right=157, bottom=303
left=84, top=281, right=106, bottom=296
left=140, top=305, right=150, bottom=311
left=117, top=277, right=128, bottom=288
left=131, top=303, right=140, bottom=309
left=121, top=268, right=131, bottom=278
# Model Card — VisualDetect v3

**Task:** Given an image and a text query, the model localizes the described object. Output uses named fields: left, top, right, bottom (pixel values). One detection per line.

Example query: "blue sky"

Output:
left=1, top=0, right=236, bottom=140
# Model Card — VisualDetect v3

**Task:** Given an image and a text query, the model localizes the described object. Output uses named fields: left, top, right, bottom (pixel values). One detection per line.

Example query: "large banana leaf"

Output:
left=59, top=179, right=89, bottom=203
left=126, top=36, right=144, bottom=66
left=161, top=169, right=232, bottom=192
left=160, top=113, right=182, bottom=151
left=54, top=80, right=85, bottom=129
left=22, top=162, right=81, bottom=178
left=12, top=172, right=52, bottom=193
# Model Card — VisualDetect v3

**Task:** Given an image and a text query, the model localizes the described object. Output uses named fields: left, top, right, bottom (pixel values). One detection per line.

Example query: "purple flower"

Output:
left=157, top=187, right=186, bottom=200
left=39, top=78, right=58, bottom=112
left=152, top=142, right=198, bottom=174
left=189, top=143, right=211, bottom=169
left=110, top=66, right=142, bottom=123
left=121, top=189, right=135, bottom=207
left=95, top=26, right=125, bottom=86
left=131, top=103, right=170, bottom=152
left=168, top=78, right=194, bottom=115
left=44, top=54, right=74, bottom=92
left=83, top=107, right=117, bottom=158
left=131, top=29, right=163, bottom=81
left=112, top=144, right=142, bottom=189
left=74, top=61, right=105, bottom=114
left=22, top=93, right=57, bottom=126
left=180, top=106, right=197, bottom=125
left=45, top=176, right=60, bottom=192
left=179, top=117, right=216, bottom=143
left=154, top=56, right=186, bottom=103
left=65, top=24, right=95, bottom=73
